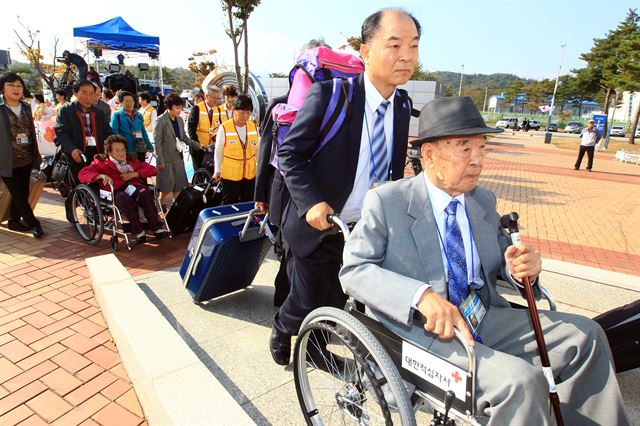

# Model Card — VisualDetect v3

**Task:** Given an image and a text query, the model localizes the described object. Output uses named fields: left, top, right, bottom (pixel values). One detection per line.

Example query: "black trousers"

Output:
left=190, top=148, right=204, bottom=170
left=114, top=187, right=161, bottom=235
left=273, top=234, right=348, bottom=336
left=575, top=145, right=595, bottom=170
left=221, top=178, right=255, bottom=204
left=2, top=164, right=39, bottom=228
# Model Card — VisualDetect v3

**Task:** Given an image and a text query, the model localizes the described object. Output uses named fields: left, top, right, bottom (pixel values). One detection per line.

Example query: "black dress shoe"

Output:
left=8, top=221, right=31, bottom=232
left=269, top=327, right=291, bottom=366
left=32, top=224, right=44, bottom=239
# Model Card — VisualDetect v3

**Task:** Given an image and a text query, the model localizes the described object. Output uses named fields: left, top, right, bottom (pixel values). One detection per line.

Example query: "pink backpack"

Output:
left=270, top=47, right=364, bottom=170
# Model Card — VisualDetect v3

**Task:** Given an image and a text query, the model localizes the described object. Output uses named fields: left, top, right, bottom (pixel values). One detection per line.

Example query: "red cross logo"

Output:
left=451, top=371, right=462, bottom=383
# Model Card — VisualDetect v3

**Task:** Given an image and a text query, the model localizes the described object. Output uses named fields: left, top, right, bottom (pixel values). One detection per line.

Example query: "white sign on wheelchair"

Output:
left=401, top=341, right=467, bottom=402
left=99, top=189, right=112, bottom=201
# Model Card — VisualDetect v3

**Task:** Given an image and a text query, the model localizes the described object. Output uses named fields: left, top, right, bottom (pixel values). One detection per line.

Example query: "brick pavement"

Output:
left=1, top=188, right=189, bottom=425
left=1, top=132, right=639, bottom=424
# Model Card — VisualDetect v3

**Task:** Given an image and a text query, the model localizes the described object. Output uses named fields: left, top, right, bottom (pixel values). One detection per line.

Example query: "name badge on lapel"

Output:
left=86, top=136, right=96, bottom=146
left=16, top=133, right=29, bottom=144
left=458, top=290, right=486, bottom=335
left=133, top=131, right=143, bottom=139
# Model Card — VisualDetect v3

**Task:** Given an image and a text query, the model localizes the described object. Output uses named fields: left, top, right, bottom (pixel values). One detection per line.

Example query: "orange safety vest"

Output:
left=140, top=104, right=155, bottom=129
left=220, top=119, right=259, bottom=181
left=220, top=103, right=234, bottom=121
left=195, top=101, right=223, bottom=147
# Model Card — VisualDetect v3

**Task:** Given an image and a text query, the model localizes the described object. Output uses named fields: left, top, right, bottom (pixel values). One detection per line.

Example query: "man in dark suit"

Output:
left=269, top=8, right=421, bottom=365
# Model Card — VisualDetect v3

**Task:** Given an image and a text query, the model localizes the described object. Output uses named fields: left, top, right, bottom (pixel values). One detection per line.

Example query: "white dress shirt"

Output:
left=340, top=73, right=395, bottom=223
left=412, top=175, right=485, bottom=307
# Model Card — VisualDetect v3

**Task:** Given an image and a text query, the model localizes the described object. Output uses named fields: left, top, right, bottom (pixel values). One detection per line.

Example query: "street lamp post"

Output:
left=458, top=64, right=464, bottom=96
left=483, top=87, right=489, bottom=112
left=545, top=43, right=566, bottom=144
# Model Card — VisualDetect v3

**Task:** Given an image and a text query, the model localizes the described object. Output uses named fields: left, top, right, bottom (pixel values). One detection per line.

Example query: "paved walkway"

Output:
left=0, top=132, right=638, bottom=424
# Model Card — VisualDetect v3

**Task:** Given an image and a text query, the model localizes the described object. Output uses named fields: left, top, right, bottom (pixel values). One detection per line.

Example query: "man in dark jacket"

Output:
left=55, top=80, right=113, bottom=183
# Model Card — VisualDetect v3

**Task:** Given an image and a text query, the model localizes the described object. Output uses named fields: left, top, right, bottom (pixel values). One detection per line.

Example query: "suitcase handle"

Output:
left=191, top=253, right=202, bottom=276
left=239, top=209, right=270, bottom=242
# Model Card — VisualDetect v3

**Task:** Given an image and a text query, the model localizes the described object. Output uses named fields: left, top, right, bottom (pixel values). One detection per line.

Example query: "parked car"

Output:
left=546, top=123, right=559, bottom=132
left=610, top=126, right=626, bottom=137
left=527, top=120, right=541, bottom=130
left=564, top=122, right=584, bottom=134
left=635, top=127, right=640, bottom=137
left=496, top=118, right=518, bottom=129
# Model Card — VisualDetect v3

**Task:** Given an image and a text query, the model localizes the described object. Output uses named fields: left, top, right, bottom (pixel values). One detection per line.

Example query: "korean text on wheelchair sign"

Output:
left=401, top=341, right=468, bottom=401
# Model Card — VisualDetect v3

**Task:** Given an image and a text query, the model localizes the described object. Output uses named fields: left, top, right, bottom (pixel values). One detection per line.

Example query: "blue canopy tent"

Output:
left=72, top=17, right=163, bottom=91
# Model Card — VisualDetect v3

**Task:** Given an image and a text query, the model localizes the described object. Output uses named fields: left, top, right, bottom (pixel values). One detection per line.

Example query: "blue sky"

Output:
left=3, top=0, right=638, bottom=80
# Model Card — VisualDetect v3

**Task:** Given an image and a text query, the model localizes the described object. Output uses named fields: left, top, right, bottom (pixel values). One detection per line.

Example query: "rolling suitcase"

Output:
left=179, top=202, right=273, bottom=303
left=593, top=299, right=640, bottom=373
left=0, top=170, right=46, bottom=223
left=165, top=181, right=222, bottom=235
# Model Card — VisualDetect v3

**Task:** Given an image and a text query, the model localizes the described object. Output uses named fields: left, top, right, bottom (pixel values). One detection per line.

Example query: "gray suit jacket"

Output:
left=340, top=174, right=511, bottom=328
left=153, top=112, right=200, bottom=164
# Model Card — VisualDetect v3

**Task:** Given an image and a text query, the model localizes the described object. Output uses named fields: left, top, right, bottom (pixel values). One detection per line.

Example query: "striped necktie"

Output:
left=369, top=101, right=390, bottom=185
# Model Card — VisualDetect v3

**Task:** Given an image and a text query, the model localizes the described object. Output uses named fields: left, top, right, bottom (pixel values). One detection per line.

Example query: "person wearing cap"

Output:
left=574, top=119, right=600, bottom=171
left=340, top=97, right=627, bottom=426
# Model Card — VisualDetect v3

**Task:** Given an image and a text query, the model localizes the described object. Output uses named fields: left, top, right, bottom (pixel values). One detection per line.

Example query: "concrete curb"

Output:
left=542, top=258, right=640, bottom=291
left=86, top=254, right=255, bottom=426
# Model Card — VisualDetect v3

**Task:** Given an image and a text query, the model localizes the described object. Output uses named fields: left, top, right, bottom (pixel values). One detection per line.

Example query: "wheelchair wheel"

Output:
left=294, top=307, right=416, bottom=426
left=71, top=184, right=104, bottom=244
left=191, top=168, right=212, bottom=186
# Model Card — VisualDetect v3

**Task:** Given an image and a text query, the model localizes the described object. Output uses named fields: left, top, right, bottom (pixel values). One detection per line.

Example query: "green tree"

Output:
left=617, top=26, right=640, bottom=143
left=578, top=8, right=639, bottom=140
left=8, top=62, right=41, bottom=95
left=410, top=61, right=436, bottom=81
left=221, top=0, right=261, bottom=94
left=268, top=72, right=287, bottom=78
left=503, top=80, right=524, bottom=113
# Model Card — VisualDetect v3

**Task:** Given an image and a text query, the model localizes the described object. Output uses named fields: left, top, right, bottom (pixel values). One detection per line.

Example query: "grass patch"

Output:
left=551, top=136, right=640, bottom=153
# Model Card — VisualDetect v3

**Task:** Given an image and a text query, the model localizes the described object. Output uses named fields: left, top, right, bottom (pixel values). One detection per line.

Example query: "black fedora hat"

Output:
left=412, top=96, right=503, bottom=146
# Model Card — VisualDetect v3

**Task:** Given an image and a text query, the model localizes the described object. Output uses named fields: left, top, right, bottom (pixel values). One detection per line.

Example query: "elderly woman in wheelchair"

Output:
left=76, top=135, right=169, bottom=248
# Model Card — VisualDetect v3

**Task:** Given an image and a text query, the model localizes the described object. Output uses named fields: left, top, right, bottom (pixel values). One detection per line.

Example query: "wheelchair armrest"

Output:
left=497, top=270, right=557, bottom=311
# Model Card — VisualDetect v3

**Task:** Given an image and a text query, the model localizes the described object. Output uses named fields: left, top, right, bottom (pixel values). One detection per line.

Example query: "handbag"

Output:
left=51, top=158, right=68, bottom=181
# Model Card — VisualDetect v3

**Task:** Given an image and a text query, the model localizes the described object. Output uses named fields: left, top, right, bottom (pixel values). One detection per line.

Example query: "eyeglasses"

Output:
left=4, top=83, right=23, bottom=89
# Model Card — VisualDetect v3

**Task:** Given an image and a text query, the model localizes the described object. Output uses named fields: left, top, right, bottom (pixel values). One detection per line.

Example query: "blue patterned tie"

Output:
left=445, top=200, right=468, bottom=307
left=369, top=101, right=390, bottom=185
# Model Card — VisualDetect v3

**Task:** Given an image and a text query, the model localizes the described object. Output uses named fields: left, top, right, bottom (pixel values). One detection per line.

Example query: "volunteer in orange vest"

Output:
left=214, top=95, right=258, bottom=204
left=187, top=86, right=223, bottom=170
left=220, top=84, right=238, bottom=121
left=138, top=92, right=157, bottom=134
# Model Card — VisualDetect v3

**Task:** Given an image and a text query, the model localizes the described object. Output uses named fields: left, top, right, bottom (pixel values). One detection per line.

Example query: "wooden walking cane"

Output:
left=500, top=212, right=564, bottom=426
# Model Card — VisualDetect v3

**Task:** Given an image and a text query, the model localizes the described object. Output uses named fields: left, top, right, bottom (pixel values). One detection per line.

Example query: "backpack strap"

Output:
left=313, top=77, right=354, bottom=156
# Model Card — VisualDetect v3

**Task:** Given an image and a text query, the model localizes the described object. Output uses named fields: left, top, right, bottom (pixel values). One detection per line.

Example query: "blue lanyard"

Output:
left=434, top=204, right=476, bottom=284
left=364, top=109, right=394, bottom=181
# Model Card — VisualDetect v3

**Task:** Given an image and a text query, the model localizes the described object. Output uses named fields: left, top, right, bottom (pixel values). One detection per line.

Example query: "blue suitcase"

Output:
left=179, top=202, right=273, bottom=303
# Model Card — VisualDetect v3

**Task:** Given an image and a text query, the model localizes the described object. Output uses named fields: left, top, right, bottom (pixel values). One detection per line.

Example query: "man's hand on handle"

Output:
left=504, top=244, right=541, bottom=281
left=416, top=288, right=475, bottom=348
left=306, top=202, right=334, bottom=231
left=71, top=149, right=84, bottom=163
left=255, top=201, right=268, bottom=213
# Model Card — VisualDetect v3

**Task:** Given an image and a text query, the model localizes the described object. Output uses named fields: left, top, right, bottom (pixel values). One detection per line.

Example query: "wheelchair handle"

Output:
left=327, top=214, right=350, bottom=240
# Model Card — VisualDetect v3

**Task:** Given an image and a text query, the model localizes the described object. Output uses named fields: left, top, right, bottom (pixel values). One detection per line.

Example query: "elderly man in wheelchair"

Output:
left=76, top=134, right=169, bottom=248
left=291, top=98, right=628, bottom=425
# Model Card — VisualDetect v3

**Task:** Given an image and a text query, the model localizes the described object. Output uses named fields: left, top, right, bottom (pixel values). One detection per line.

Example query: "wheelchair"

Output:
left=191, top=146, right=216, bottom=186
left=292, top=217, right=557, bottom=426
left=52, top=150, right=172, bottom=251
